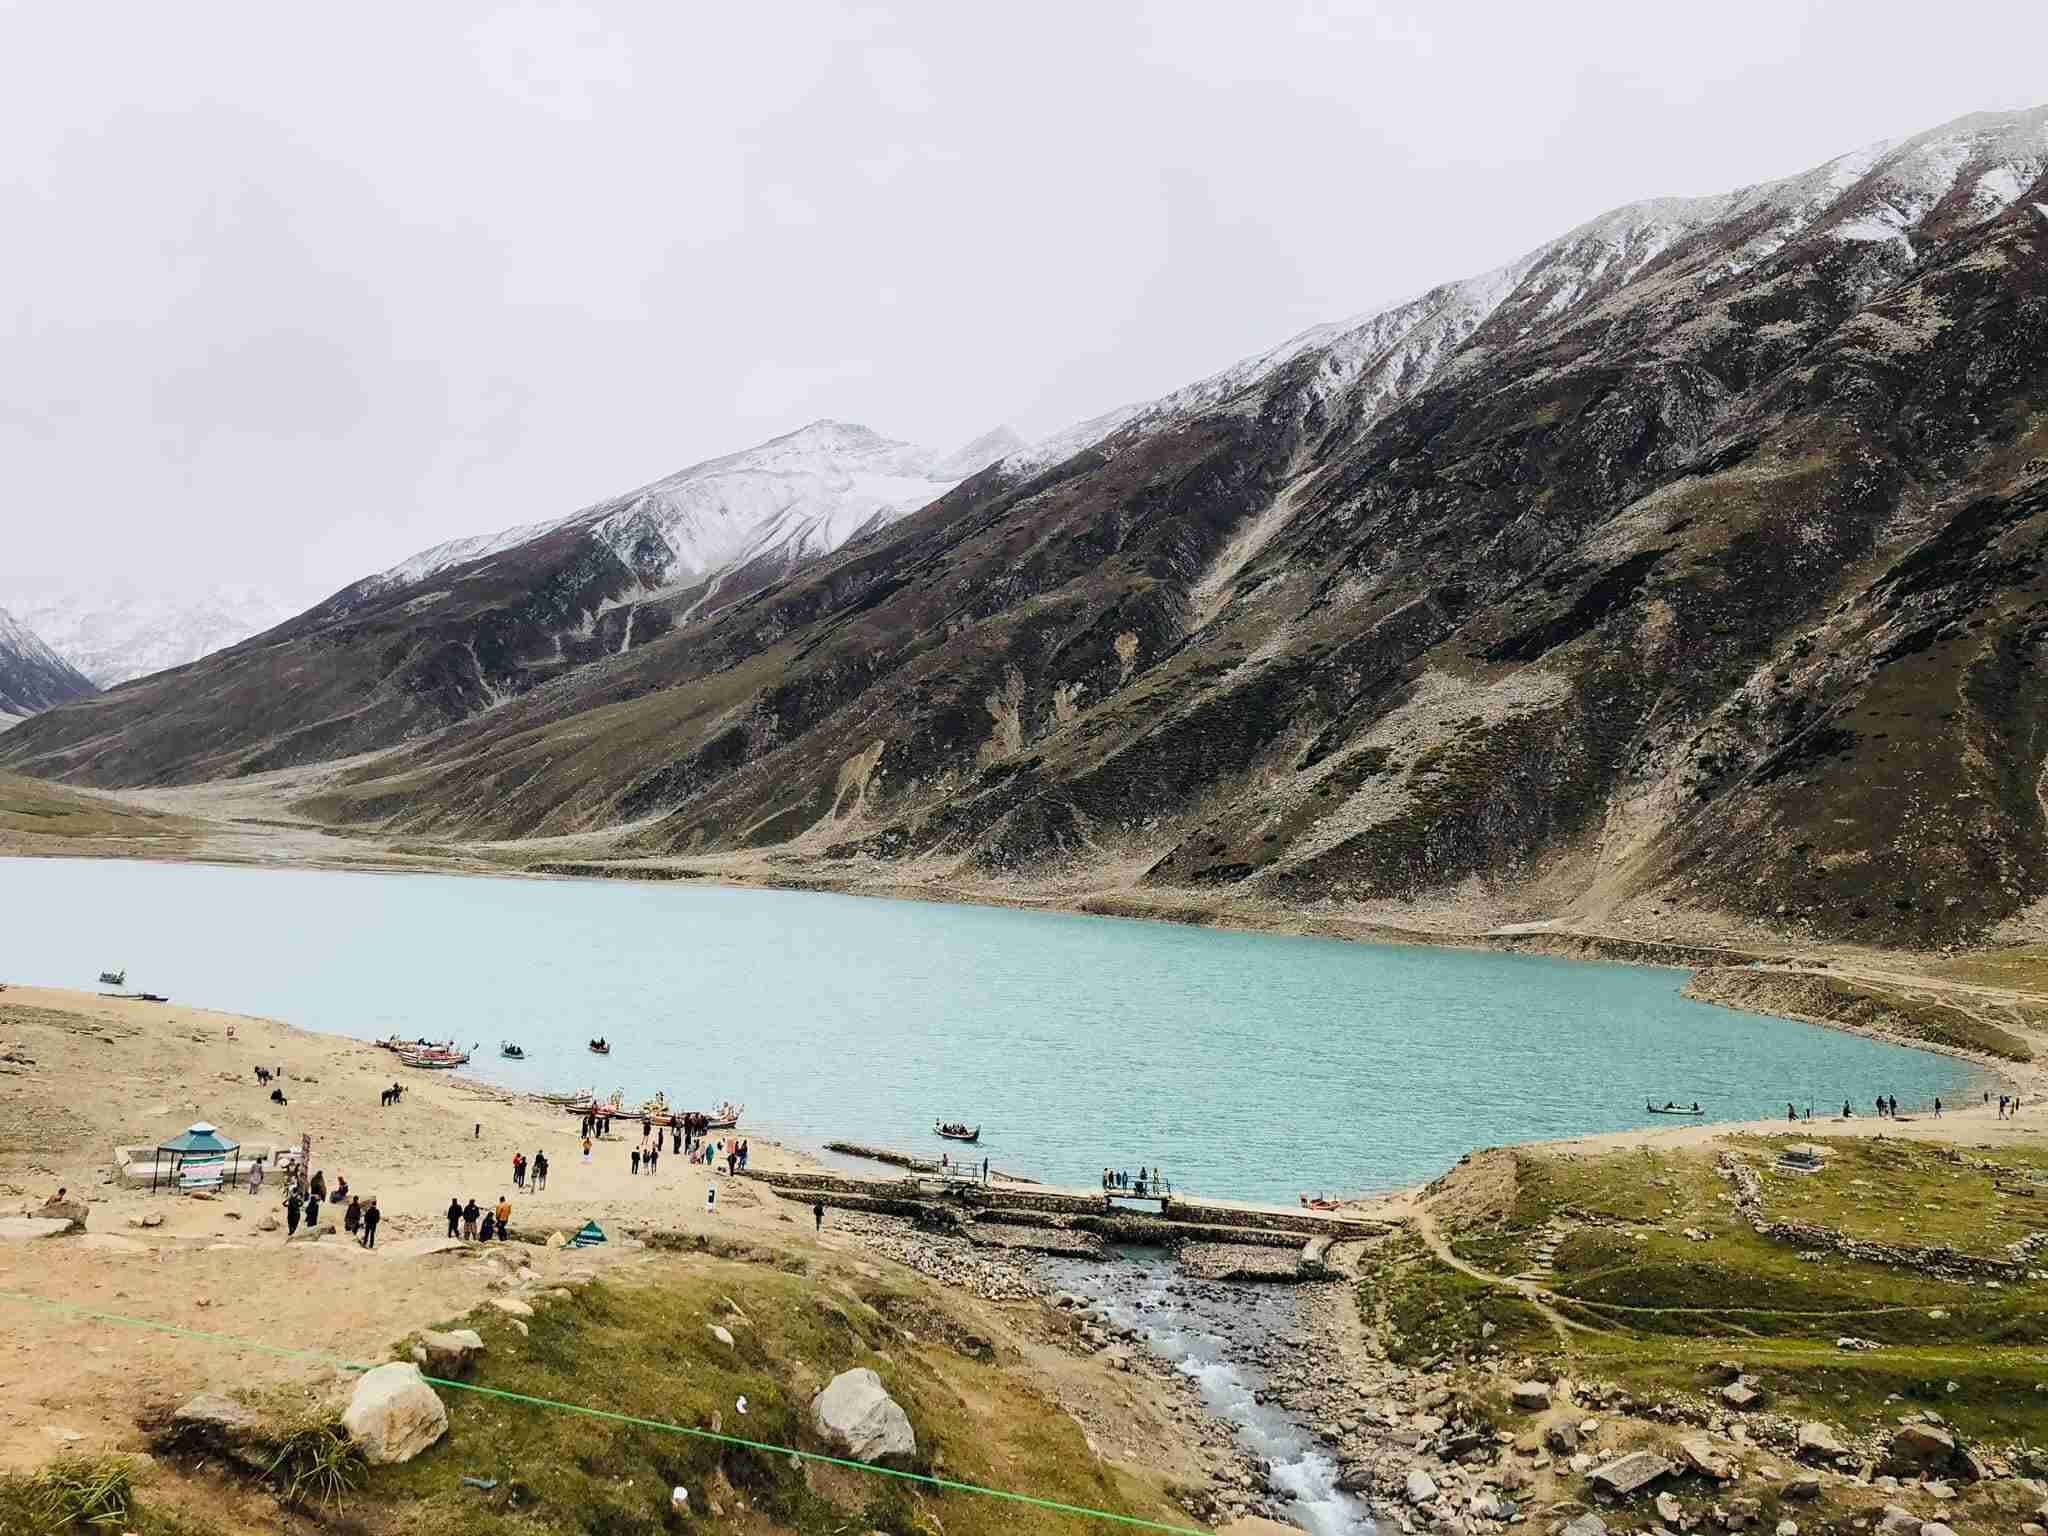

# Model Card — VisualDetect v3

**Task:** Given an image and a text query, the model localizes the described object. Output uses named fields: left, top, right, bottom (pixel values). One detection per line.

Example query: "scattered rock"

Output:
left=1797, top=1422, right=1846, bottom=1462
left=411, top=1329, right=485, bottom=1378
left=1561, top=1516, right=1608, bottom=1536
left=488, top=1297, right=534, bottom=1319
left=0, top=1216, right=75, bottom=1241
left=1679, top=1435, right=1734, bottom=1481
left=164, top=1392, right=272, bottom=1470
left=1657, top=1492, right=1685, bottom=1525
left=286, top=1222, right=335, bottom=1245
left=1876, top=1507, right=1920, bottom=1536
left=1781, top=1474, right=1822, bottom=1501
left=342, top=1363, right=448, bottom=1465
left=710, top=1324, right=735, bottom=1347
left=1589, top=1451, right=1673, bottom=1496
left=1888, top=1423, right=1956, bottom=1472
left=1722, top=1383, right=1762, bottom=1410
left=1547, top=1422, right=1582, bottom=1455
left=1512, top=1380, right=1551, bottom=1410
left=1776, top=1522, right=1798, bottom=1536
left=810, top=1368, right=916, bottom=1466
left=1406, top=1469, right=1439, bottom=1504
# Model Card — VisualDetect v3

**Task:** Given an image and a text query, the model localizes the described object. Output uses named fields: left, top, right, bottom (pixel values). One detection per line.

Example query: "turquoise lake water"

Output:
left=0, top=857, right=1982, bottom=1202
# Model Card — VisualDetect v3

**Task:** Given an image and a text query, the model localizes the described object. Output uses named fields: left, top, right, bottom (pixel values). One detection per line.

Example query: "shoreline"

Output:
left=6, top=843, right=2038, bottom=1120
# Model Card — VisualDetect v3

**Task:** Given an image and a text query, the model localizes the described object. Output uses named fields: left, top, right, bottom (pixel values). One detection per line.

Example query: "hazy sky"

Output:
left=4, top=1, right=2044, bottom=604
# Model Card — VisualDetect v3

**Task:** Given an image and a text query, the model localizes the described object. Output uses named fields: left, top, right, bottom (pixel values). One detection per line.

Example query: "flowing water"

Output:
left=1, top=857, right=1981, bottom=1201
left=1044, top=1250, right=1368, bottom=1535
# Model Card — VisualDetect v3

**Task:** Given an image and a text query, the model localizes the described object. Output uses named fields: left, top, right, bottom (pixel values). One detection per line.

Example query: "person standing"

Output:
left=533, top=1150, right=548, bottom=1190
left=446, top=1196, right=461, bottom=1239
left=982, top=1156, right=989, bottom=1186
left=286, top=1187, right=303, bottom=1237
left=343, top=1196, right=362, bottom=1236
left=462, top=1197, right=480, bottom=1240
left=813, top=1199, right=824, bottom=1234
left=1935, top=1097, right=1943, bottom=1118
left=582, top=1135, right=592, bottom=1164
left=513, top=1152, right=525, bottom=1190
left=309, top=1169, right=327, bottom=1203
left=646, top=1143, right=658, bottom=1176
left=630, top=1147, right=641, bottom=1176
left=495, top=1194, right=511, bottom=1240
left=249, top=1160, right=265, bottom=1197
left=304, top=1184, right=323, bottom=1231
left=361, top=1197, right=380, bottom=1249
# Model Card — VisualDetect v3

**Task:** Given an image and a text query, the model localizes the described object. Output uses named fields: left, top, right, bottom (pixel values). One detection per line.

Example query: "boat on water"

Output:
left=934, top=1121, right=980, bottom=1143
left=588, top=1038, right=611, bottom=1055
left=500, top=1042, right=525, bottom=1059
left=1645, top=1101, right=1704, bottom=1116
left=98, top=969, right=126, bottom=987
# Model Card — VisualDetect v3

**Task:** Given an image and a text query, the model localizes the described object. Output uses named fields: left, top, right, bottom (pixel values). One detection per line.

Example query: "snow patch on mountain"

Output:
left=0, top=585, right=301, bottom=687
left=354, top=419, right=1023, bottom=606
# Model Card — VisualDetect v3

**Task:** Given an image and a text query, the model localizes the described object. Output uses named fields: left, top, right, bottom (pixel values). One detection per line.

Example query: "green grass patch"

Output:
left=367, top=1259, right=1184, bottom=1536
left=0, top=1455, right=222, bottom=1536
left=1743, top=1134, right=2048, bottom=1257
left=1361, top=1234, right=1553, bottom=1364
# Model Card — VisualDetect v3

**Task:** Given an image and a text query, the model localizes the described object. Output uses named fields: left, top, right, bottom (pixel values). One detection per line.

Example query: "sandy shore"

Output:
left=0, top=984, right=886, bottom=1474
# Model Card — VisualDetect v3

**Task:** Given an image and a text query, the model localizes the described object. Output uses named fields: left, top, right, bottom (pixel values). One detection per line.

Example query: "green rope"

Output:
left=0, top=1288, right=1211, bottom=1535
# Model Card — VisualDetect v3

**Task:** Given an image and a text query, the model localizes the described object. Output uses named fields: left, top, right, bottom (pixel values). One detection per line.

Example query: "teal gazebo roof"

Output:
left=157, top=1122, right=240, bottom=1156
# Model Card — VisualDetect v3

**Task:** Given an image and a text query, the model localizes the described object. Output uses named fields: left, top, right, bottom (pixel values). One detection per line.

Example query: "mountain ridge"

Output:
left=0, top=606, right=97, bottom=725
left=4, top=103, right=2046, bottom=949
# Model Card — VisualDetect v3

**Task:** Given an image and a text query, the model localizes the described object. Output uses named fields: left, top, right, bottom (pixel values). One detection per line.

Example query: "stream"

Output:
left=1045, top=1249, right=1373, bottom=1536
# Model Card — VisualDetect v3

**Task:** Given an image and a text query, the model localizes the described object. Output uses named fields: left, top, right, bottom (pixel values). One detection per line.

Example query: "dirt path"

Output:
left=1407, top=1206, right=1590, bottom=1345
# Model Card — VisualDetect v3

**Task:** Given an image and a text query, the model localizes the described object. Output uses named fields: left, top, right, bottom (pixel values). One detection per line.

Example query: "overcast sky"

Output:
left=4, top=0, right=2044, bottom=605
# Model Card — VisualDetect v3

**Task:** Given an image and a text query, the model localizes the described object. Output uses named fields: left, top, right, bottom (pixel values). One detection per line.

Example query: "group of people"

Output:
left=448, top=1194, right=513, bottom=1242
left=579, top=1109, right=615, bottom=1139
left=378, top=1081, right=406, bottom=1108
left=630, top=1140, right=661, bottom=1176
left=511, top=1150, right=548, bottom=1190
left=282, top=1168, right=381, bottom=1247
left=1103, top=1166, right=1162, bottom=1195
left=1995, top=1092, right=2025, bottom=1119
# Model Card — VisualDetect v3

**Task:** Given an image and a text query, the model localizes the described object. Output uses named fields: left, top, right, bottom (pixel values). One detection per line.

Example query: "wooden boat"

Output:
left=98, top=969, right=126, bottom=987
left=1645, top=1103, right=1704, bottom=1116
left=699, top=1101, right=742, bottom=1130
left=536, top=1087, right=592, bottom=1105
left=1300, top=1195, right=1342, bottom=1212
left=588, top=1040, right=611, bottom=1056
left=500, top=1042, right=525, bottom=1059
left=934, top=1121, right=980, bottom=1143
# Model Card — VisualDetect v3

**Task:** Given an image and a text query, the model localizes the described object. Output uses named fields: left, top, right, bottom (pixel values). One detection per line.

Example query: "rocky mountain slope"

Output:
left=5, top=105, right=2047, bottom=948
left=0, top=584, right=300, bottom=687
left=0, top=607, right=96, bottom=726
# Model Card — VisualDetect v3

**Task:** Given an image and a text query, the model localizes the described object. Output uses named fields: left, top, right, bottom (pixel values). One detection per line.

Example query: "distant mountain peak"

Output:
left=0, top=604, right=96, bottom=722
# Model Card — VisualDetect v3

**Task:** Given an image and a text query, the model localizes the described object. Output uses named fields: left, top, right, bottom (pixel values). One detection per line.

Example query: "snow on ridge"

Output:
left=353, top=418, right=1023, bottom=605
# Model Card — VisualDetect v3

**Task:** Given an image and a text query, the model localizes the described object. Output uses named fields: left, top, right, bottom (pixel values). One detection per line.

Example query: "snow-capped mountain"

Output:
left=0, top=606, right=96, bottom=726
left=0, top=585, right=302, bottom=688
left=348, top=420, right=1023, bottom=609
left=998, top=108, right=2048, bottom=478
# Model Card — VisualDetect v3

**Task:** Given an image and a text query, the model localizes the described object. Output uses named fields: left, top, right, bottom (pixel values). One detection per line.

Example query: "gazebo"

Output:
left=150, top=1121, right=243, bottom=1192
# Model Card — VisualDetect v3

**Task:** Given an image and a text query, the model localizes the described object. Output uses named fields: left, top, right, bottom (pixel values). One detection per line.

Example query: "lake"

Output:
left=0, top=857, right=1981, bottom=1202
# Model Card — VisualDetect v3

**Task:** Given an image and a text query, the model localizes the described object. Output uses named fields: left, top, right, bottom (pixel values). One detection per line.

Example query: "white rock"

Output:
left=1406, top=1469, right=1438, bottom=1504
left=710, top=1324, right=735, bottom=1346
left=810, top=1368, right=917, bottom=1466
left=341, top=1363, right=447, bottom=1465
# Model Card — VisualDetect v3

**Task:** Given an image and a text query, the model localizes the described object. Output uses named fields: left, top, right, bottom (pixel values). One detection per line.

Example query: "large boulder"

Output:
left=1511, top=1380, right=1551, bottom=1410
left=286, top=1223, right=335, bottom=1245
left=810, top=1368, right=916, bottom=1466
left=342, top=1363, right=447, bottom=1465
left=411, top=1329, right=485, bottom=1378
left=164, top=1392, right=273, bottom=1471
left=1405, top=1469, right=1438, bottom=1504
left=1888, top=1423, right=1957, bottom=1473
left=36, top=1198, right=88, bottom=1232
